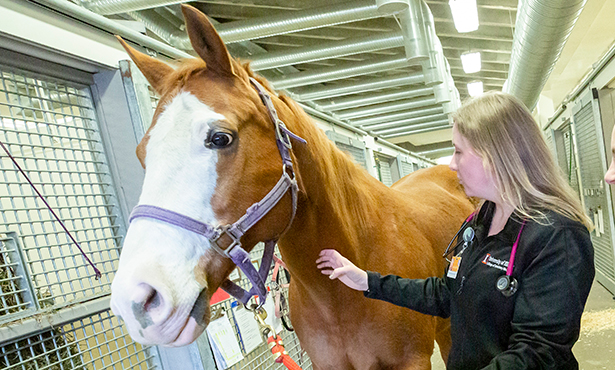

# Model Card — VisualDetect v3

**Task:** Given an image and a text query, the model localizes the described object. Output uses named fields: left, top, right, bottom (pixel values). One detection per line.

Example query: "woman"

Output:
left=317, top=92, right=594, bottom=370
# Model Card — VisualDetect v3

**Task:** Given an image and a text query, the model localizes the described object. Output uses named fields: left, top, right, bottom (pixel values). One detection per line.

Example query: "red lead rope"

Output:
left=267, top=335, right=303, bottom=370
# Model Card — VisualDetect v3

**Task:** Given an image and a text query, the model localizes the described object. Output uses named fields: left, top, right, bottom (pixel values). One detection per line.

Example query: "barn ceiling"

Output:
left=58, top=0, right=590, bottom=159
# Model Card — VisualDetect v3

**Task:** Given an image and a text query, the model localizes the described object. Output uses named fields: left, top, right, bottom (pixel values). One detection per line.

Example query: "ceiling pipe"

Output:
left=351, top=105, right=443, bottom=126
left=298, top=103, right=367, bottom=136
left=291, top=73, right=425, bottom=101
left=377, top=0, right=409, bottom=13
left=379, top=121, right=450, bottom=137
left=504, top=0, right=586, bottom=110
left=88, top=1, right=393, bottom=45
left=127, top=8, right=192, bottom=50
left=33, top=0, right=191, bottom=59
left=270, top=56, right=411, bottom=89
left=298, top=100, right=435, bottom=164
left=78, top=0, right=185, bottom=15
left=419, top=1, right=444, bottom=86
left=336, top=96, right=438, bottom=119
left=249, top=31, right=405, bottom=71
left=416, top=146, right=455, bottom=158
left=364, top=113, right=449, bottom=131
left=433, top=52, right=451, bottom=103
left=315, top=86, right=434, bottom=111
left=215, top=0, right=387, bottom=44
left=397, top=0, right=429, bottom=63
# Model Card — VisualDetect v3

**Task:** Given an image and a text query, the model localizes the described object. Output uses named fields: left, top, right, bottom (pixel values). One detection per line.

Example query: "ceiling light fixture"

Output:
left=461, top=51, right=481, bottom=73
left=449, top=0, right=479, bottom=33
left=467, top=81, right=483, bottom=97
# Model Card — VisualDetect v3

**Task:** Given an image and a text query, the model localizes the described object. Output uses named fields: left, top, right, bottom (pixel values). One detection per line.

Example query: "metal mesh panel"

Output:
left=210, top=243, right=312, bottom=370
left=574, top=102, right=615, bottom=283
left=336, top=142, right=367, bottom=170
left=0, top=66, right=123, bottom=308
left=401, top=161, right=414, bottom=176
left=374, top=153, right=393, bottom=186
left=0, top=64, right=159, bottom=370
left=0, top=309, right=158, bottom=370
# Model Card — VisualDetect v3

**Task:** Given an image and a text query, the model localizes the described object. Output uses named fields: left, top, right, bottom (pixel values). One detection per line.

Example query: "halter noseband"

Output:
left=129, top=78, right=306, bottom=307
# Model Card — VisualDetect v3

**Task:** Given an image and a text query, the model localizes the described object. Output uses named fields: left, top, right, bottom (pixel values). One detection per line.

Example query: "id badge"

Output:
left=447, top=256, right=462, bottom=279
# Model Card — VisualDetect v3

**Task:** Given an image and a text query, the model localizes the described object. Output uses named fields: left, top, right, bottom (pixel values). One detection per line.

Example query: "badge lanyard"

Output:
left=443, top=212, right=476, bottom=263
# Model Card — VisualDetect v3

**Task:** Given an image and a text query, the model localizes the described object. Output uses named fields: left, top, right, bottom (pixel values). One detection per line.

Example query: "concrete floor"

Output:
left=431, top=281, right=615, bottom=369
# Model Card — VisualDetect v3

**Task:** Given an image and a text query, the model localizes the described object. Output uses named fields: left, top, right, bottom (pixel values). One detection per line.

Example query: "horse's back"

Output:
left=391, top=165, right=475, bottom=263
left=392, top=165, right=464, bottom=198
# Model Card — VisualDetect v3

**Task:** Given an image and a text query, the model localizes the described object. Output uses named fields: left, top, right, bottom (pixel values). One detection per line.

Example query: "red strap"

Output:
left=271, top=257, right=290, bottom=318
left=267, top=336, right=303, bottom=370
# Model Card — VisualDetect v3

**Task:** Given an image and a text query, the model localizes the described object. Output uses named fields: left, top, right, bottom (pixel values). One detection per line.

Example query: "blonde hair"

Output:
left=452, top=91, right=593, bottom=230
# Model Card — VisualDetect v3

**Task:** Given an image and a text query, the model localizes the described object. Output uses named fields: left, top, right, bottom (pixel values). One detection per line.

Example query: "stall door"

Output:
left=0, top=64, right=161, bottom=370
left=573, top=92, right=615, bottom=293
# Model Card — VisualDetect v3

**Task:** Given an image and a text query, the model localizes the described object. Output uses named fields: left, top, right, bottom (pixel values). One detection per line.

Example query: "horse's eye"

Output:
left=206, top=132, right=233, bottom=149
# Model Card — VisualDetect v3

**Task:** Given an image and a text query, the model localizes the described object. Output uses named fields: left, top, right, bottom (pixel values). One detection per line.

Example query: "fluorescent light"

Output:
left=467, top=81, right=483, bottom=97
left=461, top=51, right=481, bottom=73
left=449, top=0, right=479, bottom=33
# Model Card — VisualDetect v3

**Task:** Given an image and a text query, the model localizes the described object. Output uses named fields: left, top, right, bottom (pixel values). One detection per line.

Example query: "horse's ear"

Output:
left=116, top=36, right=173, bottom=95
left=181, top=4, right=234, bottom=77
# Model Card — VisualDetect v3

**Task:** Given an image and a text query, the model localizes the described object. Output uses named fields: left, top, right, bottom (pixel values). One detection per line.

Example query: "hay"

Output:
left=1, top=251, right=83, bottom=369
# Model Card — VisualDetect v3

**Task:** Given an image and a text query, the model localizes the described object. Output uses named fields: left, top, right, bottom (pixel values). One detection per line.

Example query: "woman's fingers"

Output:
left=329, top=268, right=346, bottom=280
left=319, top=249, right=336, bottom=256
left=316, top=261, right=336, bottom=269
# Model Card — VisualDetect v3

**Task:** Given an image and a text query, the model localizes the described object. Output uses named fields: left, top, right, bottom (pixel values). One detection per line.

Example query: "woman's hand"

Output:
left=316, top=249, right=369, bottom=291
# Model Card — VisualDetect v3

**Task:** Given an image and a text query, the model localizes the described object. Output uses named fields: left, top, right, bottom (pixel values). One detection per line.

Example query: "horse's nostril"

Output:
left=130, top=283, right=170, bottom=328
left=144, top=289, right=161, bottom=311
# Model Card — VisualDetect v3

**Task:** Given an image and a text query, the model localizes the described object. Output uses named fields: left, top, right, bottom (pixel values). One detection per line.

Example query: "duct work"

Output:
left=504, top=0, right=586, bottom=110
left=71, top=0, right=462, bottom=147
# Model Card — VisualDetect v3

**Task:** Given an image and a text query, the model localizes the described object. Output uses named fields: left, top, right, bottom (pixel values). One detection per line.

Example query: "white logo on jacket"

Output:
left=481, top=253, right=508, bottom=272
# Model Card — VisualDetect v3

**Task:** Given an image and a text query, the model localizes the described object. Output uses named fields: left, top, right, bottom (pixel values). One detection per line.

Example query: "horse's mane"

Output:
left=238, top=62, right=379, bottom=243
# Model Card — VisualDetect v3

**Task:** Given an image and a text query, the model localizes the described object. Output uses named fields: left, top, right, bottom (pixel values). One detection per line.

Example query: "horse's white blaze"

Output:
left=111, top=92, right=223, bottom=345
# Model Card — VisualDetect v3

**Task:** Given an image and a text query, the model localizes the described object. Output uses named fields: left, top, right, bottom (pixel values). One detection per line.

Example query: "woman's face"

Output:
left=449, top=123, right=499, bottom=201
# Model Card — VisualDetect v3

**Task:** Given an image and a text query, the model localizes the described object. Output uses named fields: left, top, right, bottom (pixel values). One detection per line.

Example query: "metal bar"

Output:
left=272, top=56, right=411, bottom=89
left=249, top=31, right=405, bottom=71
left=29, top=0, right=192, bottom=59
left=292, top=73, right=425, bottom=101
left=316, top=87, right=434, bottom=111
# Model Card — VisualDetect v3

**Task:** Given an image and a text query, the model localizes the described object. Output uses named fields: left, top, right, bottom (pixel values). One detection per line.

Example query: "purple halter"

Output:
left=129, top=78, right=306, bottom=307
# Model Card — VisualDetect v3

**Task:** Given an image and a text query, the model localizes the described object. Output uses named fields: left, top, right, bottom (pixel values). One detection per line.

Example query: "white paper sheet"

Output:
left=594, top=212, right=601, bottom=237
left=206, top=313, right=244, bottom=369
left=262, top=296, right=284, bottom=334
left=233, top=306, right=263, bottom=354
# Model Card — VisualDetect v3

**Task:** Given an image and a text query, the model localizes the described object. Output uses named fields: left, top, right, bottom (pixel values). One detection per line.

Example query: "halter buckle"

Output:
left=211, top=225, right=244, bottom=259
left=276, top=120, right=293, bottom=150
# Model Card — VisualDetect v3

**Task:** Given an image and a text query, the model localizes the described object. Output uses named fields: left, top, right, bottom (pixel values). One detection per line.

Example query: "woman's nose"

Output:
left=605, top=161, right=615, bottom=185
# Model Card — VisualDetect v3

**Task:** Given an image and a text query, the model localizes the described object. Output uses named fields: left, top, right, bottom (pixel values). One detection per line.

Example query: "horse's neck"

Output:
left=276, top=99, right=386, bottom=282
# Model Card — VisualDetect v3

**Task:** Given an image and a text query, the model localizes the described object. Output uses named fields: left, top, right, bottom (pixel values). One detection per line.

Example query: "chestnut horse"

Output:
left=110, top=5, right=474, bottom=369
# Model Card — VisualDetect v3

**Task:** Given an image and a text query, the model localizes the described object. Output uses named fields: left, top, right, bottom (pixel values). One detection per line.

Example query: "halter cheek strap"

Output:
left=128, top=78, right=306, bottom=307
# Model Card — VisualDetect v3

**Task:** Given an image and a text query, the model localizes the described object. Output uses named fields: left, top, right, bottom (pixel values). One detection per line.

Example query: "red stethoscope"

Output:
left=443, top=212, right=527, bottom=297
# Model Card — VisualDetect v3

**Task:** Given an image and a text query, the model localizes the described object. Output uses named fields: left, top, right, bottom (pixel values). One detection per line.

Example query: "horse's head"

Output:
left=110, top=5, right=301, bottom=346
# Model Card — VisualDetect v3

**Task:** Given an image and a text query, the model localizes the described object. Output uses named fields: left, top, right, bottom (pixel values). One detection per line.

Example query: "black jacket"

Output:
left=365, top=202, right=594, bottom=370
